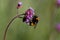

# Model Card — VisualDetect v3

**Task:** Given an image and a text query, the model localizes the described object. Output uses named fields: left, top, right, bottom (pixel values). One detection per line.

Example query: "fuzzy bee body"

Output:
left=30, top=15, right=39, bottom=26
left=23, top=15, right=39, bottom=27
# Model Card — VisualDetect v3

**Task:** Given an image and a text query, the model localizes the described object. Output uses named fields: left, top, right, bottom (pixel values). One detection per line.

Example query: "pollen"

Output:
left=31, top=22, right=35, bottom=26
left=36, top=17, right=40, bottom=20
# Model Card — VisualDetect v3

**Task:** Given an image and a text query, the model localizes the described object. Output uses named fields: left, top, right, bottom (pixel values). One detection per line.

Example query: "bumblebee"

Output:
left=23, top=15, right=39, bottom=28
left=30, top=15, right=39, bottom=26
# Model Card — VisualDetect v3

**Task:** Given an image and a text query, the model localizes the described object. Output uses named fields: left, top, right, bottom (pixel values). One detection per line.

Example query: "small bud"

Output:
left=17, top=2, right=22, bottom=9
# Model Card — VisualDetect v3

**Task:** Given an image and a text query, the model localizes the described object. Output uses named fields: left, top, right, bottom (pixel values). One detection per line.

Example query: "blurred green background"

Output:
left=0, top=0, right=60, bottom=40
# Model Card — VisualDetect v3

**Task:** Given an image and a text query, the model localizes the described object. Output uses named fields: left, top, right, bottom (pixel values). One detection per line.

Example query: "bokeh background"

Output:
left=0, top=0, right=60, bottom=40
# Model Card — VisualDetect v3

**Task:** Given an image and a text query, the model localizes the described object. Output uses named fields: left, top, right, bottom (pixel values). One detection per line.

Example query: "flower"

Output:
left=56, top=0, right=60, bottom=8
left=24, top=7, right=35, bottom=25
left=56, top=23, right=60, bottom=32
left=17, top=2, right=22, bottom=9
left=25, top=7, right=35, bottom=19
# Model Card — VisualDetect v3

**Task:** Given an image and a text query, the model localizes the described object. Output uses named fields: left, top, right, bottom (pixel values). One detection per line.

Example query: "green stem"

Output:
left=49, top=0, right=57, bottom=40
left=3, top=14, right=24, bottom=40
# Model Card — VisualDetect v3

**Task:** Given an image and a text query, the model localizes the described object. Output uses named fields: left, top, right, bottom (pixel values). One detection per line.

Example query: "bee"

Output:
left=3, top=2, right=40, bottom=40
left=22, top=7, right=40, bottom=29
left=23, top=15, right=39, bottom=29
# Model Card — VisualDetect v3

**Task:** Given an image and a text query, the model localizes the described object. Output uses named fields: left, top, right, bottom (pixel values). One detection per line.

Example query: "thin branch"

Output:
left=3, top=14, right=24, bottom=40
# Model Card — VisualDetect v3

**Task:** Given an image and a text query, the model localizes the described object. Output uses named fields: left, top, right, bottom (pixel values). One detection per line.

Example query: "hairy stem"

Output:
left=3, top=14, right=24, bottom=40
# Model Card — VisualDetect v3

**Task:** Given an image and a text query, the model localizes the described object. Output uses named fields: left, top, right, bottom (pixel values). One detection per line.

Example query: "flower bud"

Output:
left=17, top=2, right=22, bottom=9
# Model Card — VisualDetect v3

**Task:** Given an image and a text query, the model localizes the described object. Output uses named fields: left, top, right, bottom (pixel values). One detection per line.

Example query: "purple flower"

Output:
left=56, top=0, right=60, bottom=7
left=25, top=7, right=35, bottom=19
left=56, top=23, right=60, bottom=32
left=25, top=7, right=35, bottom=24
left=17, top=2, right=22, bottom=9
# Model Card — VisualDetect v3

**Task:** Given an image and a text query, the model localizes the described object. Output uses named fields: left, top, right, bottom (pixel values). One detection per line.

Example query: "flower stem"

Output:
left=49, top=0, right=57, bottom=40
left=3, top=14, right=24, bottom=40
